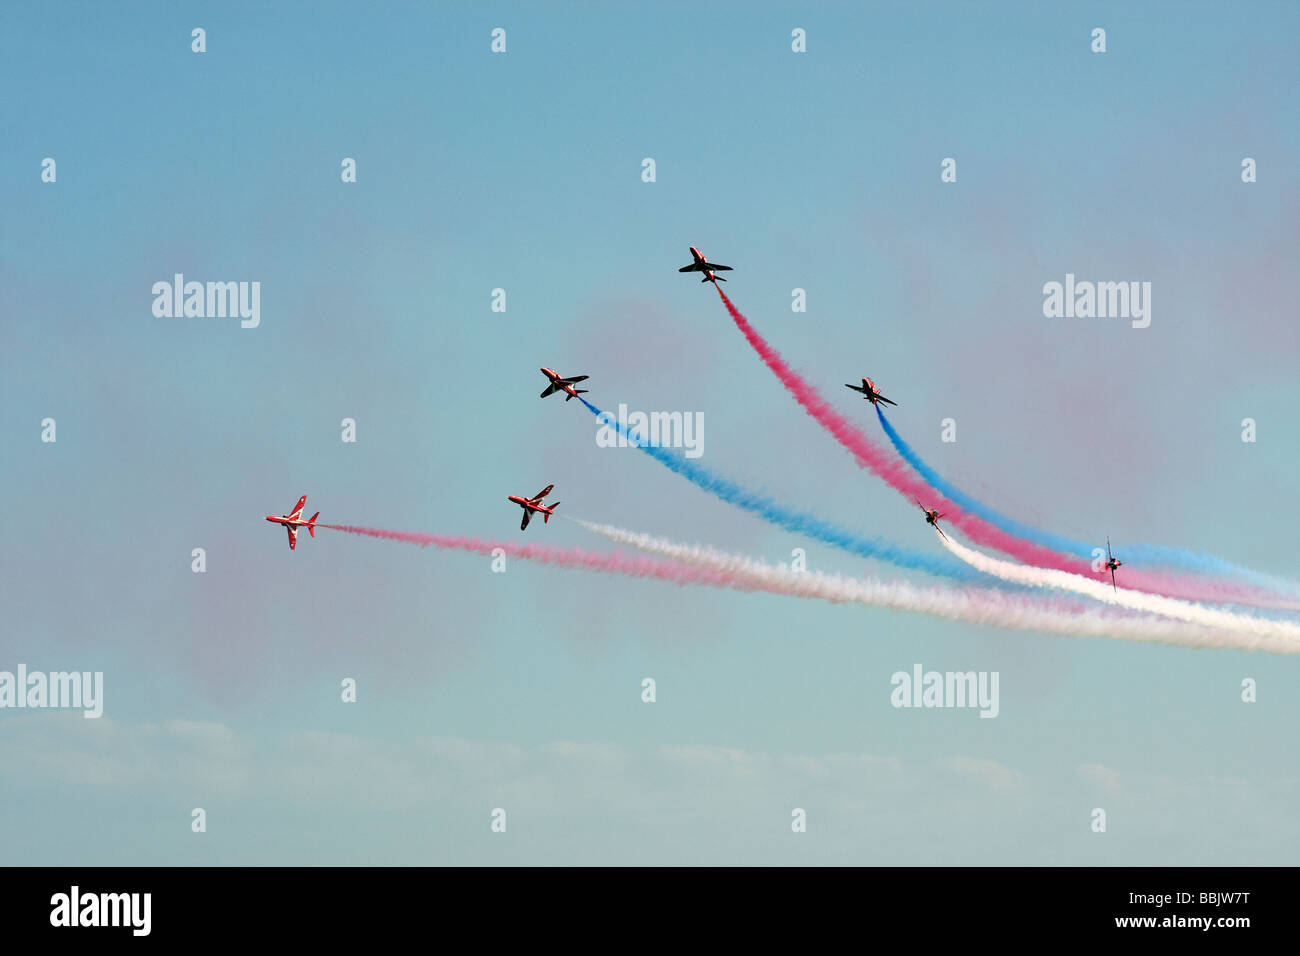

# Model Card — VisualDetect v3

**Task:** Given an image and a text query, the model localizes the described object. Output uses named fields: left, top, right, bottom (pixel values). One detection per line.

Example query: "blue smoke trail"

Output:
left=578, top=397, right=981, bottom=581
left=875, top=405, right=1299, bottom=595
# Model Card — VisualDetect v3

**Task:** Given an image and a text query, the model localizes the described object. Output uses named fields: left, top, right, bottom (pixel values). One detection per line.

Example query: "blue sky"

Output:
left=1, top=1, right=1297, bottom=864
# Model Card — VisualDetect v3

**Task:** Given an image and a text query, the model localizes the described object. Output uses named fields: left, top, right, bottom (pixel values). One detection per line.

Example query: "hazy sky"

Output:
left=1, top=1, right=1296, bottom=864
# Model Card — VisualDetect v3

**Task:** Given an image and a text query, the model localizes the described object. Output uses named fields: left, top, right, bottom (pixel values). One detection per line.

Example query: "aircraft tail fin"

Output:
left=307, top=512, right=319, bottom=537
left=564, top=389, right=589, bottom=401
left=544, top=503, right=559, bottom=523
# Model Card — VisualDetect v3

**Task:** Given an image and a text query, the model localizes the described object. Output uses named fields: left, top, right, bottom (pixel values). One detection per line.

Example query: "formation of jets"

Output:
left=508, top=483, right=560, bottom=530
left=845, top=377, right=897, bottom=406
left=265, top=495, right=319, bottom=550
left=539, top=367, right=589, bottom=401
left=678, top=246, right=733, bottom=284
left=262, top=243, right=1133, bottom=589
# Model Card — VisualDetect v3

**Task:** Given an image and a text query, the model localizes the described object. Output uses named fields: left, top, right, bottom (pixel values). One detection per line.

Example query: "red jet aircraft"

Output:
left=845, top=377, right=897, bottom=406
left=266, top=495, right=319, bottom=550
left=509, top=484, right=560, bottom=530
left=539, top=368, right=590, bottom=401
left=1104, top=537, right=1124, bottom=591
left=678, top=246, right=733, bottom=284
left=916, top=500, right=947, bottom=540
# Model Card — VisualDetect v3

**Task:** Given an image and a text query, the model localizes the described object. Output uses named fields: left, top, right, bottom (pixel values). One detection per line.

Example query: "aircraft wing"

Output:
left=540, top=383, right=559, bottom=398
left=532, top=484, right=553, bottom=501
left=521, top=509, right=532, bottom=531
left=678, top=263, right=700, bottom=273
left=286, top=524, right=298, bottom=550
left=563, top=375, right=589, bottom=384
left=844, top=383, right=866, bottom=394
left=288, top=495, right=307, bottom=521
left=710, top=264, right=733, bottom=271
left=878, top=395, right=898, bottom=406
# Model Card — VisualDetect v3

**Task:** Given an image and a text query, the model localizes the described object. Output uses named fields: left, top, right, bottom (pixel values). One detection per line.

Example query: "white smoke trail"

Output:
left=571, top=518, right=1300, bottom=654
left=936, top=529, right=1300, bottom=643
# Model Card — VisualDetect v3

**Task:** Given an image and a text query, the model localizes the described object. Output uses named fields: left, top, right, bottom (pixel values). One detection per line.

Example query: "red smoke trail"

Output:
left=320, top=523, right=753, bottom=593
left=319, top=521, right=1295, bottom=651
left=712, top=286, right=1273, bottom=607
